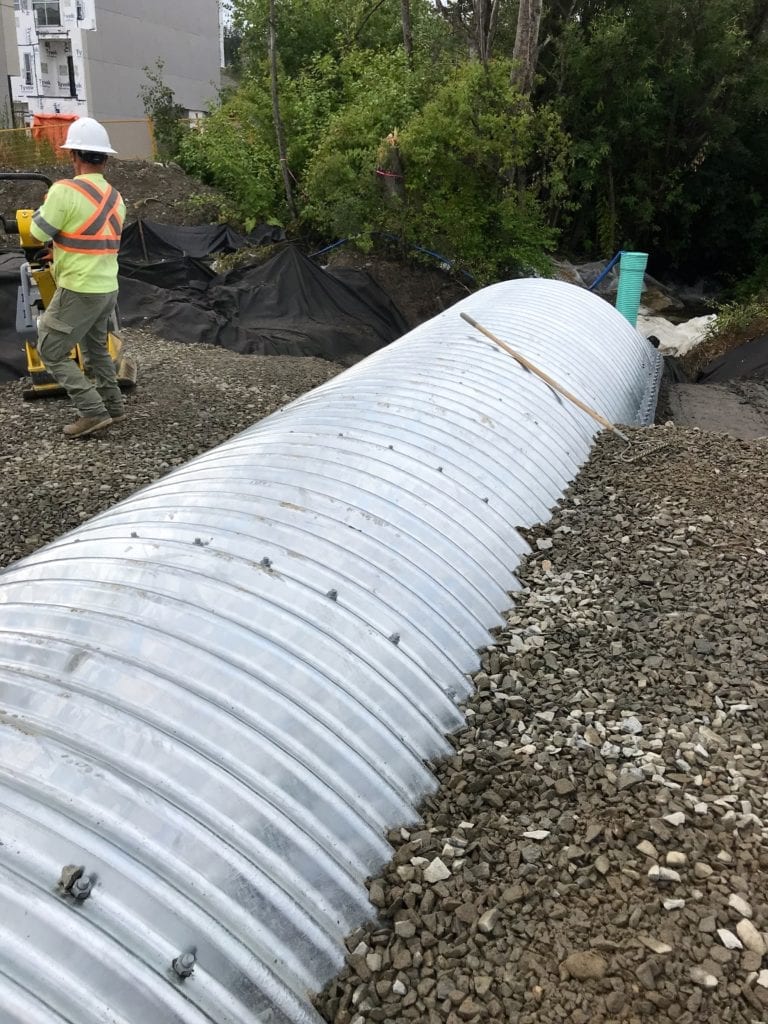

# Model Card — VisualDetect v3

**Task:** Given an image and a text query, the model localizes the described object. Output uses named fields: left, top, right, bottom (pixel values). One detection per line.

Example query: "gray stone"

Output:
left=561, top=951, right=608, bottom=980
left=694, top=862, right=713, bottom=880
left=728, top=893, right=753, bottom=918
left=554, top=778, right=576, bottom=796
left=690, top=966, right=718, bottom=989
left=423, top=857, right=451, bottom=883
left=478, top=908, right=499, bottom=934
left=737, top=919, right=767, bottom=955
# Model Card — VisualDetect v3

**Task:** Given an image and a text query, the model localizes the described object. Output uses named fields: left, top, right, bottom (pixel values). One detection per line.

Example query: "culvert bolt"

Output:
left=71, top=875, right=93, bottom=901
left=172, top=951, right=196, bottom=979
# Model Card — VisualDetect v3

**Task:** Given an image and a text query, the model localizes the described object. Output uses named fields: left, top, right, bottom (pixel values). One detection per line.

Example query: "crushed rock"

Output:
left=316, top=425, right=768, bottom=1024
left=0, top=327, right=342, bottom=568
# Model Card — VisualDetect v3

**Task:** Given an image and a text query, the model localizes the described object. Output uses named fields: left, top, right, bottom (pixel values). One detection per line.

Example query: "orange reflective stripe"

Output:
left=79, top=185, right=117, bottom=235
left=82, top=188, right=121, bottom=237
left=51, top=177, right=124, bottom=256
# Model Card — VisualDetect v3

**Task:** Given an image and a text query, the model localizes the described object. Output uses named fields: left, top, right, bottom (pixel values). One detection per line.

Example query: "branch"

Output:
left=354, top=0, right=390, bottom=42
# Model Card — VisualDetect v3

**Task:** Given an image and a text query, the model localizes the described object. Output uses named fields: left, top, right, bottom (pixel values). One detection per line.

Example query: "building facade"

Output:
left=8, top=0, right=222, bottom=136
left=1, top=0, right=20, bottom=120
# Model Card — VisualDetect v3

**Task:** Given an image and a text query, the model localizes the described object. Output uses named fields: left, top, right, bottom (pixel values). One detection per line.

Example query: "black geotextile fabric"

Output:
left=119, top=220, right=285, bottom=262
left=117, top=245, right=410, bottom=361
left=0, top=241, right=409, bottom=379
left=698, top=334, right=768, bottom=382
left=0, top=251, right=26, bottom=382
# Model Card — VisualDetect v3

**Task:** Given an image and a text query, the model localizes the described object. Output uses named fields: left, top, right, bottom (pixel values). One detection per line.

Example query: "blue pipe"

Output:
left=588, top=250, right=623, bottom=292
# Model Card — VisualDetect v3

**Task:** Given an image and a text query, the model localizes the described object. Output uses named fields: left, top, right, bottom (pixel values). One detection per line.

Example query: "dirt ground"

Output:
left=665, top=381, right=768, bottom=439
left=0, top=159, right=225, bottom=229
left=322, top=246, right=473, bottom=330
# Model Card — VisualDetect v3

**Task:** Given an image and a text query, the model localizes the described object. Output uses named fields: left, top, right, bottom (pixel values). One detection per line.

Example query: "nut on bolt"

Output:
left=58, top=864, right=92, bottom=901
left=71, top=875, right=93, bottom=901
left=172, top=951, right=197, bottom=979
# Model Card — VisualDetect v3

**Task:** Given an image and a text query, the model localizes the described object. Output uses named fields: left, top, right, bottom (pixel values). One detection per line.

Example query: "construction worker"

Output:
left=29, top=117, right=126, bottom=438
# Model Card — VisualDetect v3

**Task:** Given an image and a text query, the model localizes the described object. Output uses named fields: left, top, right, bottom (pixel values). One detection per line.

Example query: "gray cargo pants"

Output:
left=37, top=286, right=124, bottom=419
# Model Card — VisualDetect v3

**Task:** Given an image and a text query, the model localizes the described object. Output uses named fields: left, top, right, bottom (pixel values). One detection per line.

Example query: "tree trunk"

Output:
left=268, top=0, right=297, bottom=219
left=401, top=0, right=413, bottom=63
left=473, top=0, right=501, bottom=65
left=511, top=0, right=544, bottom=95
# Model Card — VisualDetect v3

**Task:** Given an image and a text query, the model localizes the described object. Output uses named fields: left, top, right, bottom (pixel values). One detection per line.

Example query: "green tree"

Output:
left=139, top=59, right=188, bottom=160
left=538, top=0, right=768, bottom=277
left=398, top=59, right=570, bottom=279
left=177, top=92, right=282, bottom=222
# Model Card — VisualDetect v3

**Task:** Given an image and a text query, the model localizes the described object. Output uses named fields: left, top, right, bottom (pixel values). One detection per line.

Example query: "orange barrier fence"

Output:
left=0, top=118, right=156, bottom=168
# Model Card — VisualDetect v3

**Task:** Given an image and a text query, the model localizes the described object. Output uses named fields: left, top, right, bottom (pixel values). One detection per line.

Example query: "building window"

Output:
left=32, top=1, right=62, bottom=26
left=23, top=52, right=34, bottom=86
left=76, top=1, right=85, bottom=19
left=40, top=61, right=49, bottom=73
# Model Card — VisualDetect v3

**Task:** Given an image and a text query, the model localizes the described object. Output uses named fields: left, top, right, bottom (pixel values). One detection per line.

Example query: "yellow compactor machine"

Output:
left=0, top=171, right=136, bottom=400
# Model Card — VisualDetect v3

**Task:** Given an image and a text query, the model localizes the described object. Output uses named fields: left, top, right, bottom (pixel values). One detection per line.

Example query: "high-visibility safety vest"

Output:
left=48, top=178, right=123, bottom=255
left=30, top=173, right=126, bottom=293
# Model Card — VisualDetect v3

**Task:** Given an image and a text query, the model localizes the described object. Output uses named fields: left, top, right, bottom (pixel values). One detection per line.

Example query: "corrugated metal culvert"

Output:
left=0, top=279, right=661, bottom=1023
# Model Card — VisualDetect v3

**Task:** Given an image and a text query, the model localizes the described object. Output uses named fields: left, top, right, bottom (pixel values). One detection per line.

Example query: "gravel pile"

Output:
left=316, top=425, right=768, bottom=1024
left=0, top=327, right=342, bottom=568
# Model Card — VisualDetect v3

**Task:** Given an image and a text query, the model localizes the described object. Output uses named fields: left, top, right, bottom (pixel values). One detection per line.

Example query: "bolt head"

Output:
left=71, top=875, right=92, bottom=901
left=172, top=952, right=196, bottom=978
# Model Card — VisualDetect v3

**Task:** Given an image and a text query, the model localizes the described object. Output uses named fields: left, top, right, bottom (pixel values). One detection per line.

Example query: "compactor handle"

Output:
left=0, top=172, right=54, bottom=187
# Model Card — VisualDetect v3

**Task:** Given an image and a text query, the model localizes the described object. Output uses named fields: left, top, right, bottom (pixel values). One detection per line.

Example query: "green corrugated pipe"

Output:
left=615, top=251, right=648, bottom=327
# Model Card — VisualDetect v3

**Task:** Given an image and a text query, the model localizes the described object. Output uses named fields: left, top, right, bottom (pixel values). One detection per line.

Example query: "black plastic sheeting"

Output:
left=120, top=220, right=285, bottom=262
left=0, top=229, right=410, bottom=380
left=117, top=245, right=409, bottom=361
left=0, top=252, right=26, bottom=383
left=698, top=335, right=768, bottom=382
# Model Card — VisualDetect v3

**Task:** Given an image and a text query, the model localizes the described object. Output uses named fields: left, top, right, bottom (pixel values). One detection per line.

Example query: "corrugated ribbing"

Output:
left=0, top=279, right=661, bottom=1023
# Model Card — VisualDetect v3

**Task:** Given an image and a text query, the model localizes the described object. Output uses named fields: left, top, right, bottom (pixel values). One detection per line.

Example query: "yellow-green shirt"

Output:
left=30, top=173, right=126, bottom=294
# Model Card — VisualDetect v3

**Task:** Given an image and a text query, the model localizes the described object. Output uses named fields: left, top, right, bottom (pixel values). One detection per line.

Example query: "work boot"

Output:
left=63, top=414, right=113, bottom=438
left=106, top=407, right=126, bottom=423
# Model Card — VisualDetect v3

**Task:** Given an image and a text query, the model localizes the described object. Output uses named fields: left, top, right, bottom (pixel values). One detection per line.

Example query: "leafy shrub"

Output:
left=177, top=96, right=282, bottom=224
left=397, top=60, right=571, bottom=280
left=298, top=48, right=443, bottom=238
left=682, top=297, right=768, bottom=377
left=139, top=60, right=188, bottom=160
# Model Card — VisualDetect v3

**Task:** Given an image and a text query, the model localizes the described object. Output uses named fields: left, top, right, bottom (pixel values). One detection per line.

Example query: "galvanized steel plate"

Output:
left=0, top=279, right=661, bottom=1023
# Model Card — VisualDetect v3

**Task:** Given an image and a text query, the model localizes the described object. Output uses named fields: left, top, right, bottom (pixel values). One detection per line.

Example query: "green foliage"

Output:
left=538, top=0, right=768, bottom=279
left=139, top=60, right=188, bottom=160
left=681, top=294, right=768, bottom=377
left=704, top=297, right=768, bottom=343
left=397, top=61, right=569, bottom=280
left=171, top=0, right=768, bottom=290
left=298, top=58, right=569, bottom=280
left=299, top=48, right=438, bottom=238
left=177, top=95, right=282, bottom=223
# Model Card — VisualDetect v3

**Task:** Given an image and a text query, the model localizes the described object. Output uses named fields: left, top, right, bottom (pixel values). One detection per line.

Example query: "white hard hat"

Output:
left=60, top=117, right=118, bottom=155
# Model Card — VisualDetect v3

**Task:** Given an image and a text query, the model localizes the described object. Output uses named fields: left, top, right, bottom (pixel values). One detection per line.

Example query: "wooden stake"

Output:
left=460, top=312, right=630, bottom=443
